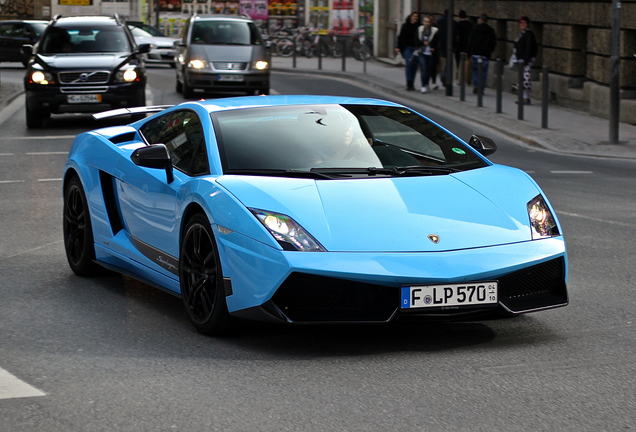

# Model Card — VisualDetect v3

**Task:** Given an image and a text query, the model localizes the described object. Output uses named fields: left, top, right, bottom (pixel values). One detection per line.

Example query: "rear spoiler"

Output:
left=93, top=105, right=173, bottom=121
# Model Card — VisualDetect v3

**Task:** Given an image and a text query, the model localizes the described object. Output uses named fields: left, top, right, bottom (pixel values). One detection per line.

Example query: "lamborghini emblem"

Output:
left=427, top=234, right=440, bottom=244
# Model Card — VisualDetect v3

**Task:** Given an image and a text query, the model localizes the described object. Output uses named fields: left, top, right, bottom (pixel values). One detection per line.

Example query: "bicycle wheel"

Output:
left=331, top=41, right=344, bottom=58
left=276, top=37, right=294, bottom=57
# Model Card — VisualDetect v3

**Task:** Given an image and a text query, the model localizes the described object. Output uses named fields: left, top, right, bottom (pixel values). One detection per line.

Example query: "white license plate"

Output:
left=67, top=94, right=101, bottom=103
left=217, top=75, right=244, bottom=81
left=401, top=282, right=498, bottom=309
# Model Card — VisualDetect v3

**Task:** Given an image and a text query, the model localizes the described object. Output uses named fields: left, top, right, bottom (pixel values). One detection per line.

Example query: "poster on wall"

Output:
left=358, top=0, right=373, bottom=36
left=159, top=0, right=182, bottom=12
left=101, top=0, right=130, bottom=17
left=307, top=0, right=327, bottom=32
left=268, top=0, right=297, bottom=30
left=240, top=0, right=268, bottom=21
left=332, top=0, right=353, bottom=35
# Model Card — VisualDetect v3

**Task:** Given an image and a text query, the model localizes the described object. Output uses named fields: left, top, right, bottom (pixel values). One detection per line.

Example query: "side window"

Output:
left=140, top=110, right=209, bottom=176
left=0, top=24, right=11, bottom=37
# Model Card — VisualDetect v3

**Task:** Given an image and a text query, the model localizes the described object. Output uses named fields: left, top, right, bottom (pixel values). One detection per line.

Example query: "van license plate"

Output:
left=218, top=75, right=244, bottom=81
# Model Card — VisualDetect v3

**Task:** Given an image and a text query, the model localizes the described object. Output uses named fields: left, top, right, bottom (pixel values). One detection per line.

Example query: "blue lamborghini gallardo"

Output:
left=63, top=95, right=568, bottom=334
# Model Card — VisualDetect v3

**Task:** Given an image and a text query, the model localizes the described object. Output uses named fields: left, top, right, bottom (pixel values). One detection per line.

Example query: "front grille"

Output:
left=58, top=71, right=110, bottom=84
left=271, top=273, right=397, bottom=323
left=60, top=86, right=108, bottom=93
left=498, top=257, right=568, bottom=313
left=212, top=62, right=247, bottom=70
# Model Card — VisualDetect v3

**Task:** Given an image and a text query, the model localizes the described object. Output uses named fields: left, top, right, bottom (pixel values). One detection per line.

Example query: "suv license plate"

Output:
left=217, top=75, right=244, bottom=81
left=401, top=282, right=498, bottom=309
left=68, top=94, right=101, bottom=103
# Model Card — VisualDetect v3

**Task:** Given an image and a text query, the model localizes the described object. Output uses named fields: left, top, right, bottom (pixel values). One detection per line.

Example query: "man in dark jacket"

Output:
left=396, top=12, right=423, bottom=91
left=466, top=14, right=497, bottom=94
left=455, top=10, right=474, bottom=84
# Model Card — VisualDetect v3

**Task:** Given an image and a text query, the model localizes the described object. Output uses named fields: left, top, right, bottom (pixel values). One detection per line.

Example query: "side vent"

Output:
left=109, top=132, right=137, bottom=144
left=99, top=171, right=124, bottom=235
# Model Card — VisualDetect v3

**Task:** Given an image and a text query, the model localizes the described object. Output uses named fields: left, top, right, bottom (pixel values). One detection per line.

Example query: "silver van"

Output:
left=174, top=15, right=270, bottom=97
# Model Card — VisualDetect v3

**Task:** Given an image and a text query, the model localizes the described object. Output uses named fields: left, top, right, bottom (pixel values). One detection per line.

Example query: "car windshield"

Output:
left=214, top=104, right=488, bottom=177
left=129, top=23, right=165, bottom=37
left=129, top=26, right=154, bottom=38
left=31, top=22, right=48, bottom=36
left=40, top=25, right=130, bottom=54
left=191, top=21, right=261, bottom=46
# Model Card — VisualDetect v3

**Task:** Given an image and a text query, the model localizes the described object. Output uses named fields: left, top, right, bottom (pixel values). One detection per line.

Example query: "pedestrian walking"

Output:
left=455, top=10, right=474, bottom=85
left=396, top=12, right=423, bottom=91
left=466, top=14, right=497, bottom=94
left=418, top=15, right=439, bottom=93
left=435, top=9, right=457, bottom=87
left=514, top=15, right=538, bottom=104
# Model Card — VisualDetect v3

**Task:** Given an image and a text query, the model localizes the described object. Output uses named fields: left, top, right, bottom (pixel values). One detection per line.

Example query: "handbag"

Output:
left=508, top=51, right=518, bottom=71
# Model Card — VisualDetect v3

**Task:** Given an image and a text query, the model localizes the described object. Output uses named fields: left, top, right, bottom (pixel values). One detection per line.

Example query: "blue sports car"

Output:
left=63, top=95, right=568, bottom=334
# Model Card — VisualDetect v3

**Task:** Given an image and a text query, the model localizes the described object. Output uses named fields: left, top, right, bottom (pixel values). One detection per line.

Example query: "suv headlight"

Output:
left=250, top=209, right=326, bottom=252
left=253, top=60, right=269, bottom=70
left=527, top=195, right=560, bottom=239
left=188, top=59, right=209, bottom=69
left=30, top=71, right=54, bottom=85
left=115, top=64, right=140, bottom=83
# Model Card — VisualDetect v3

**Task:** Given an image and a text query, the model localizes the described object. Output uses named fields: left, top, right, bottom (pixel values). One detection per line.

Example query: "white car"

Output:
left=128, top=24, right=178, bottom=67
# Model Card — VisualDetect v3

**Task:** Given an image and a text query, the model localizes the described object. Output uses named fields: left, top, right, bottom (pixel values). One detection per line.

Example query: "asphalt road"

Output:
left=0, top=64, right=635, bottom=431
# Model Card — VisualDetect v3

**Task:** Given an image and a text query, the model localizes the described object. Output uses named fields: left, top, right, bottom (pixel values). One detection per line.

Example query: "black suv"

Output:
left=0, top=20, right=48, bottom=66
left=23, top=15, right=150, bottom=128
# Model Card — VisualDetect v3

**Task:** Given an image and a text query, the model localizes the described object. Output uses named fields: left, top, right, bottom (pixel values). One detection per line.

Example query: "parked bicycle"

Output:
left=276, top=27, right=312, bottom=57
left=350, top=27, right=373, bottom=61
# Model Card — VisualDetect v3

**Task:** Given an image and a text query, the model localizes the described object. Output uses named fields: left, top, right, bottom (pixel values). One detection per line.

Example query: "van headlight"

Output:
left=253, top=60, right=269, bottom=70
left=188, top=59, right=209, bottom=69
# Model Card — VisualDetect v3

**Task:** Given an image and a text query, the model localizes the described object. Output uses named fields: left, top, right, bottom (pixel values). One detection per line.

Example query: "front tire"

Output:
left=63, top=175, right=99, bottom=276
left=179, top=213, right=230, bottom=335
left=25, top=106, right=47, bottom=129
left=183, top=78, right=194, bottom=99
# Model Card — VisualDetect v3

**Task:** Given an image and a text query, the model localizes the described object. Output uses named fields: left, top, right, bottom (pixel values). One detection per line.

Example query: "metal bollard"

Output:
left=477, top=57, right=483, bottom=107
left=318, top=46, right=322, bottom=70
left=541, top=65, right=549, bottom=128
left=496, top=58, right=503, bottom=114
left=293, top=38, right=297, bottom=68
left=459, top=52, right=466, bottom=101
left=342, top=38, right=347, bottom=72
left=517, top=61, right=524, bottom=120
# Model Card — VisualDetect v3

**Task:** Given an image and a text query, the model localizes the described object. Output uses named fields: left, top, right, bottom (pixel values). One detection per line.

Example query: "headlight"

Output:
left=30, top=71, right=54, bottom=85
left=527, top=195, right=560, bottom=239
left=250, top=209, right=326, bottom=252
left=115, top=64, right=139, bottom=83
left=188, top=59, right=209, bottom=69
left=253, top=60, right=269, bottom=70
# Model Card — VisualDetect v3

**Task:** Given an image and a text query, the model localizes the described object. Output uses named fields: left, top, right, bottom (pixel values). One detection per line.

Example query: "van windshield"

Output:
left=191, top=21, right=261, bottom=46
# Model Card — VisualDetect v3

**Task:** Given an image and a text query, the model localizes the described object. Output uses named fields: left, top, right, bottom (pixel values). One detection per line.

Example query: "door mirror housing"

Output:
left=136, top=43, right=152, bottom=54
left=21, top=44, right=34, bottom=56
left=131, top=144, right=174, bottom=183
left=468, top=134, right=497, bottom=156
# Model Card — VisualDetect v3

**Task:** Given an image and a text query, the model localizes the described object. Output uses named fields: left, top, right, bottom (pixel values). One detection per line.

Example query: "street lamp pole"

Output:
left=445, top=0, right=454, bottom=96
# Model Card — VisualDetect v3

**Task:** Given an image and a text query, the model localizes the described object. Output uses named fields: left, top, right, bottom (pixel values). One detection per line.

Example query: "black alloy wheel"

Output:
left=63, top=175, right=98, bottom=275
left=179, top=213, right=230, bottom=335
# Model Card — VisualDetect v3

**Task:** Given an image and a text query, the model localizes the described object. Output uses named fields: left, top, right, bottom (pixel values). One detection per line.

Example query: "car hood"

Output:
left=134, top=36, right=177, bottom=47
left=37, top=53, right=130, bottom=69
left=216, top=165, right=543, bottom=252
left=189, top=44, right=263, bottom=62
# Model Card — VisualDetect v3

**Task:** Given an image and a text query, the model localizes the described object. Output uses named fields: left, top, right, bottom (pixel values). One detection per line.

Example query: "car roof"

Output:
left=0, top=20, right=48, bottom=24
left=190, top=15, right=253, bottom=23
left=53, top=16, right=120, bottom=24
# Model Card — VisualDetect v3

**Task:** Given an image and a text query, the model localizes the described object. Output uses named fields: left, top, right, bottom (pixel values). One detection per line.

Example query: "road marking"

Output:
left=0, top=180, right=25, bottom=184
left=27, top=152, right=69, bottom=155
left=550, top=170, right=593, bottom=174
left=38, top=178, right=63, bottom=182
left=0, top=367, right=45, bottom=400
left=0, top=153, right=14, bottom=156
left=558, top=211, right=635, bottom=228
left=5, top=240, right=63, bottom=259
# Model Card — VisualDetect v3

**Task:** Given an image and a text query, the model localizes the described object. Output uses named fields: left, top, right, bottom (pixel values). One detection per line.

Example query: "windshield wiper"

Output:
left=310, top=166, right=459, bottom=177
left=226, top=169, right=338, bottom=179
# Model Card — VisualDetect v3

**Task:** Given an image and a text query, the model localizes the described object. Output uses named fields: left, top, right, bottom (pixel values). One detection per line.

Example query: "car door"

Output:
left=116, top=109, right=209, bottom=276
left=0, top=23, right=13, bottom=61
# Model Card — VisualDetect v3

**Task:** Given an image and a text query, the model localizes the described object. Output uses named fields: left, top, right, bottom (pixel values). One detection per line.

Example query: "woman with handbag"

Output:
left=417, top=15, right=439, bottom=93
left=513, top=15, right=538, bottom=104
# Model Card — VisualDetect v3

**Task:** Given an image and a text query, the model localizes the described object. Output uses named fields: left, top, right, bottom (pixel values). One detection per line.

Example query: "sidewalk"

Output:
left=272, top=55, right=636, bottom=160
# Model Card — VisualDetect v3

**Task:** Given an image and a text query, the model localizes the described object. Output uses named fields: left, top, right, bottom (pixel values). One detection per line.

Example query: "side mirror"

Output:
left=131, top=144, right=174, bottom=183
left=137, top=43, right=152, bottom=54
left=468, top=134, right=497, bottom=156
left=21, top=44, right=34, bottom=56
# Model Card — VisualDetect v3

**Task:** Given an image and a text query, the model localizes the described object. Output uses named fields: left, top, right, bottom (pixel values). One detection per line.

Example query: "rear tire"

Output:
left=183, top=79, right=194, bottom=99
left=179, top=213, right=231, bottom=335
